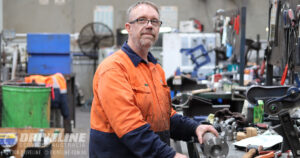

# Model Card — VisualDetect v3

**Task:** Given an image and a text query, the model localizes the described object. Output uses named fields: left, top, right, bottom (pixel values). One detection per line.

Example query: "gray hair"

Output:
left=126, top=1, right=160, bottom=21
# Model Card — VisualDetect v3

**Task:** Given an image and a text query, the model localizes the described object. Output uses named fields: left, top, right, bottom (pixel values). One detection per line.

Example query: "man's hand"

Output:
left=174, top=153, right=187, bottom=158
left=195, top=125, right=219, bottom=144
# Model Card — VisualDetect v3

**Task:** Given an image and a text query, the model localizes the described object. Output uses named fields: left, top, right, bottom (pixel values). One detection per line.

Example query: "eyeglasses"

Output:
left=129, top=18, right=162, bottom=27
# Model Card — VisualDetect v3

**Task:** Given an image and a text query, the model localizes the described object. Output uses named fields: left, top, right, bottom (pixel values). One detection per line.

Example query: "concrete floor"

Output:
left=64, top=106, right=90, bottom=158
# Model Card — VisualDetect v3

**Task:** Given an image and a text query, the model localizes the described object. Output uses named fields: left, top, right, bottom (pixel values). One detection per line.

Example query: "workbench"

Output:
left=176, top=140, right=246, bottom=158
left=226, top=141, right=246, bottom=157
left=183, top=91, right=244, bottom=117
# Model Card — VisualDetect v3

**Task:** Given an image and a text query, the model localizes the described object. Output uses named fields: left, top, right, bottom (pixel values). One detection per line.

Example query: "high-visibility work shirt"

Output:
left=90, top=42, right=199, bottom=158
left=24, top=73, right=67, bottom=94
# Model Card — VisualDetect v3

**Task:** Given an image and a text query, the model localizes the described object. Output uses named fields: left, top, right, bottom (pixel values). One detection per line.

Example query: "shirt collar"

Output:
left=121, top=42, right=157, bottom=67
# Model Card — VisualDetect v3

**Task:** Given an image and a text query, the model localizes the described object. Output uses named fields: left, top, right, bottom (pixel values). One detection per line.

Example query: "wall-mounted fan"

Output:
left=77, top=22, right=114, bottom=71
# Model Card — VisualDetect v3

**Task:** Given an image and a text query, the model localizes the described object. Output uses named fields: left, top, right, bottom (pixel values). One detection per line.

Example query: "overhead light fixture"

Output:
left=120, top=29, right=128, bottom=34
left=119, top=27, right=173, bottom=35
left=39, top=0, right=49, bottom=5
left=55, top=0, right=66, bottom=5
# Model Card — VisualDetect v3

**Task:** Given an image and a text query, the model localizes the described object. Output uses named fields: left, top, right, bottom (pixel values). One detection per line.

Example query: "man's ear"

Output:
left=125, top=23, right=130, bottom=33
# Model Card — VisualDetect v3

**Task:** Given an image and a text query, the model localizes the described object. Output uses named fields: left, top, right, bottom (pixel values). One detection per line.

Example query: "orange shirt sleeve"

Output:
left=96, top=66, right=147, bottom=138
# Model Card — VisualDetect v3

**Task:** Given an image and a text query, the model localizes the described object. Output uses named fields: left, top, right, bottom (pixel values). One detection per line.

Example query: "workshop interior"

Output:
left=0, top=0, right=299, bottom=158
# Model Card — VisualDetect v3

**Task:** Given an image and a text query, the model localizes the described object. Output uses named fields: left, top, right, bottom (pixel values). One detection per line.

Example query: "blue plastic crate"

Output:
left=27, top=33, right=70, bottom=54
left=27, top=54, right=72, bottom=74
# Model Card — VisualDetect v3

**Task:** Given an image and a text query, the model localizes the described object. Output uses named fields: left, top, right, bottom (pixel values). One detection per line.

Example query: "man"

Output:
left=89, top=1, right=218, bottom=158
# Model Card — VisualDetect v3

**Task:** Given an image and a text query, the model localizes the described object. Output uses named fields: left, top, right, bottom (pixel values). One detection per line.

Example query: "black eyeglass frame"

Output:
left=129, top=18, right=163, bottom=27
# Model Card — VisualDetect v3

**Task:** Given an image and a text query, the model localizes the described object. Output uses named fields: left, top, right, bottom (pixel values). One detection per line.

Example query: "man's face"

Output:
left=126, top=4, right=160, bottom=48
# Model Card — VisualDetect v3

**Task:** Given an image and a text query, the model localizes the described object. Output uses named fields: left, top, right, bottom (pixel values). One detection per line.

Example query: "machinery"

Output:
left=246, top=85, right=300, bottom=157
left=201, top=132, right=229, bottom=158
left=180, top=44, right=211, bottom=79
left=171, top=94, right=230, bottom=158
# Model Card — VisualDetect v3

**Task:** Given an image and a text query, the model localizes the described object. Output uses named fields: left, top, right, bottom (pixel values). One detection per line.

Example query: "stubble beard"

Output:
left=140, top=38, right=154, bottom=48
left=139, top=34, right=157, bottom=49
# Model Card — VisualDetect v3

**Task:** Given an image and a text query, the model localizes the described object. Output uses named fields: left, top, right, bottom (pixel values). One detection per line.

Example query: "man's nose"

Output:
left=145, top=24, right=154, bottom=30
